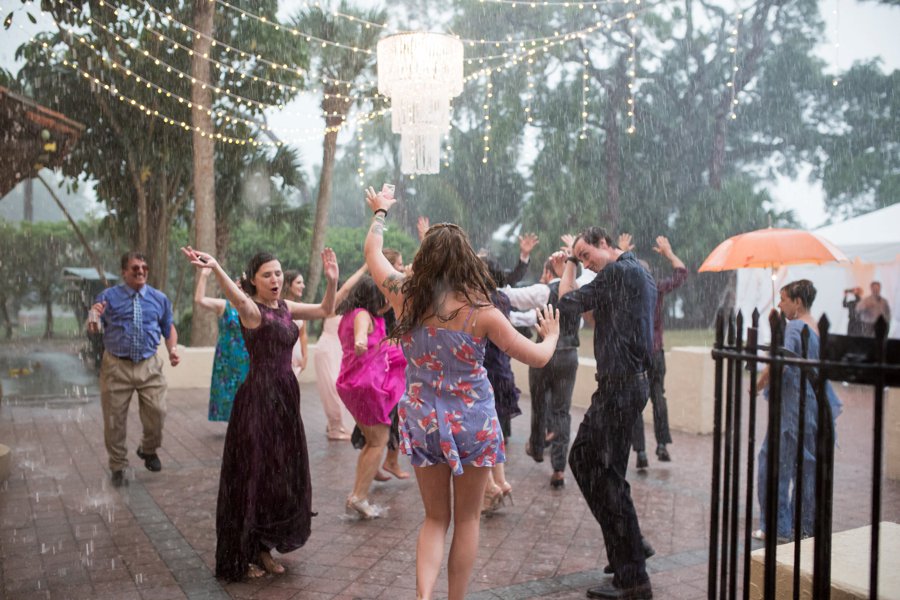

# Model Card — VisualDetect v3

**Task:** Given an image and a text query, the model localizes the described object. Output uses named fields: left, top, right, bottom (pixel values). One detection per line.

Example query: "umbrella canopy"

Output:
left=699, top=227, right=848, bottom=272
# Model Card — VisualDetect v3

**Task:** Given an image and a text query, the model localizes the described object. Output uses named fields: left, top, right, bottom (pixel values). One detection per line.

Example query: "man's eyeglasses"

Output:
left=129, top=265, right=149, bottom=273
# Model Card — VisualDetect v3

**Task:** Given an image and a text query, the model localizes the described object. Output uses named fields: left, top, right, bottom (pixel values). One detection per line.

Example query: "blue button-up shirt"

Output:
left=95, top=284, right=174, bottom=361
left=557, top=252, right=657, bottom=378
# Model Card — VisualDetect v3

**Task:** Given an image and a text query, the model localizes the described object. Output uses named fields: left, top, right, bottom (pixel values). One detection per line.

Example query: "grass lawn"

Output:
left=576, top=327, right=714, bottom=359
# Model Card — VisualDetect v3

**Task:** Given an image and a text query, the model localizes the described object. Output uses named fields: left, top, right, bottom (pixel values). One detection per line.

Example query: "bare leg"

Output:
left=352, top=423, right=390, bottom=501
left=414, top=464, right=452, bottom=600
left=383, top=447, right=410, bottom=479
left=448, top=466, right=492, bottom=600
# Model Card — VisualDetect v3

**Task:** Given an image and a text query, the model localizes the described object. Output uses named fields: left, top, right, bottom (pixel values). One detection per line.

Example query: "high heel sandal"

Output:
left=482, top=486, right=503, bottom=514
left=498, top=482, right=514, bottom=506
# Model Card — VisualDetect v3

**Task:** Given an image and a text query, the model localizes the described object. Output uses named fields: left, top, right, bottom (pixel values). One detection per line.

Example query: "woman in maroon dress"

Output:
left=181, top=247, right=338, bottom=581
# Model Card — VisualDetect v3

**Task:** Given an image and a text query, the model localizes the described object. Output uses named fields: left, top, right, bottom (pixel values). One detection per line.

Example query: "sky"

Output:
left=2, top=0, right=898, bottom=229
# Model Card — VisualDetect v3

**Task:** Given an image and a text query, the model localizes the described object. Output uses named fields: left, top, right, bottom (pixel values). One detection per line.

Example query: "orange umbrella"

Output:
left=699, top=227, right=848, bottom=304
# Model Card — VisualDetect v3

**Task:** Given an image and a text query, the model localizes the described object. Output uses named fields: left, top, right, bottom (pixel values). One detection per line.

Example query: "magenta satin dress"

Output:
left=335, top=308, right=407, bottom=426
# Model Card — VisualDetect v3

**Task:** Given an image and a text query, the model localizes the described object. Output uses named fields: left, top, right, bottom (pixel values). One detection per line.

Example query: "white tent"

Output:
left=735, top=203, right=900, bottom=339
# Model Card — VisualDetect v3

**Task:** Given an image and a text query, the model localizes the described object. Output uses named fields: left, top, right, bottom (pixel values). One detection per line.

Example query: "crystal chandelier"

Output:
left=377, top=32, right=464, bottom=175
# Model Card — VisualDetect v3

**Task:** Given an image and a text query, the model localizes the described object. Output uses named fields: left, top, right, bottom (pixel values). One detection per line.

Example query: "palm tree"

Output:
left=290, top=1, right=387, bottom=297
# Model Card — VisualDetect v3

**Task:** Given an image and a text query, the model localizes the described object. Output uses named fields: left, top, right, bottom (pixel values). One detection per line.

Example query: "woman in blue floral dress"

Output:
left=194, top=268, right=250, bottom=422
left=363, top=187, right=561, bottom=600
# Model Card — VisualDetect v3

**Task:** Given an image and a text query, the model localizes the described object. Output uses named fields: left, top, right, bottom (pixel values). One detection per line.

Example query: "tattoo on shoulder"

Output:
left=383, top=273, right=405, bottom=295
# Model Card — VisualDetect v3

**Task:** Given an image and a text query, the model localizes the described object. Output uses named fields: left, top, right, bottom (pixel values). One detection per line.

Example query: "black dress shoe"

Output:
left=635, top=451, right=648, bottom=470
left=604, top=537, right=656, bottom=573
left=136, top=447, right=162, bottom=472
left=550, top=473, right=565, bottom=489
left=525, top=440, right=544, bottom=463
left=656, top=444, right=671, bottom=462
left=586, top=579, right=653, bottom=599
left=110, top=470, right=127, bottom=487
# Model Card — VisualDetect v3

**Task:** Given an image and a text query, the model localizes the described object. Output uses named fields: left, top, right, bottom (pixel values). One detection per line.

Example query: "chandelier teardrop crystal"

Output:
left=377, top=32, right=464, bottom=175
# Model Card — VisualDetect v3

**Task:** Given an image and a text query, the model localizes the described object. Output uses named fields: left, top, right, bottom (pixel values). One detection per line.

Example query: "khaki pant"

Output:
left=100, top=351, right=167, bottom=471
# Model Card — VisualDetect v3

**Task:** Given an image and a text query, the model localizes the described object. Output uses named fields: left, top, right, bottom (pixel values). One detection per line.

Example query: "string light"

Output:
left=357, top=119, right=366, bottom=187
left=727, top=12, right=742, bottom=120
left=473, top=0, right=639, bottom=9
left=524, top=58, right=535, bottom=124
left=213, top=0, right=379, bottom=55
left=832, top=0, right=840, bottom=87
left=580, top=45, right=589, bottom=139
left=625, top=13, right=636, bottom=135
left=482, top=70, right=493, bottom=163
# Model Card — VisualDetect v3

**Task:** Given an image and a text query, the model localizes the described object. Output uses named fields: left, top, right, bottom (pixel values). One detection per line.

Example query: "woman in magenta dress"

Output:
left=363, top=187, right=560, bottom=600
left=181, top=247, right=338, bottom=582
left=335, top=275, right=407, bottom=518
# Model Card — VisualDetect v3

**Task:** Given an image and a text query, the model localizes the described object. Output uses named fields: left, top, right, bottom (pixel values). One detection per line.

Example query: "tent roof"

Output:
left=815, top=204, right=900, bottom=263
left=63, top=267, right=118, bottom=282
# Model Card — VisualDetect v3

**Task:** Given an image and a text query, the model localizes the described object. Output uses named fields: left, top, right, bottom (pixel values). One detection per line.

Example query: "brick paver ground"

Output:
left=1, top=376, right=897, bottom=599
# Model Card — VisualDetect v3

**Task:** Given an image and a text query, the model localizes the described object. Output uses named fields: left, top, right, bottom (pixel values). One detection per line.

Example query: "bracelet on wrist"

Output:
left=566, top=256, right=580, bottom=265
left=374, top=208, right=388, bottom=217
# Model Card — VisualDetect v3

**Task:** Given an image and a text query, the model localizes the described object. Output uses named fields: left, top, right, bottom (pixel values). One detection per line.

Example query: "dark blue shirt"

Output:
left=95, top=284, right=174, bottom=360
left=557, top=252, right=656, bottom=378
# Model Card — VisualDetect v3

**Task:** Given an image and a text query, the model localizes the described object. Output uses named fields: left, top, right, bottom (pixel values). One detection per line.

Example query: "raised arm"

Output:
left=285, top=249, right=339, bottom=320
left=364, top=186, right=405, bottom=314
left=194, top=268, right=227, bottom=316
left=335, top=263, right=369, bottom=308
left=181, top=246, right=262, bottom=328
left=477, top=304, right=560, bottom=368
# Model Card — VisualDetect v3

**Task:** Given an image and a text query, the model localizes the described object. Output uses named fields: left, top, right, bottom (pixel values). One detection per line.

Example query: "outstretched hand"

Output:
left=365, top=186, right=397, bottom=214
left=518, top=233, right=539, bottom=258
left=560, top=234, right=575, bottom=253
left=417, top=216, right=430, bottom=242
left=653, top=235, right=672, bottom=257
left=181, top=246, right=219, bottom=270
left=617, top=233, right=635, bottom=253
left=322, top=247, right=339, bottom=283
left=535, top=304, right=560, bottom=340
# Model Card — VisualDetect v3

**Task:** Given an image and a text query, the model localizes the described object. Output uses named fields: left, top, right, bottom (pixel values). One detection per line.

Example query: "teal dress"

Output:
left=208, top=302, right=250, bottom=421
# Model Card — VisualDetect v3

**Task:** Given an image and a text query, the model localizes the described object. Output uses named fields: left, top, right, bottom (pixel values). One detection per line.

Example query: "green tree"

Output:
left=16, top=222, right=78, bottom=338
left=811, top=64, right=900, bottom=219
left=290, top=1, right=387, bottom=299
left=15, top=1, right=305, bottom=291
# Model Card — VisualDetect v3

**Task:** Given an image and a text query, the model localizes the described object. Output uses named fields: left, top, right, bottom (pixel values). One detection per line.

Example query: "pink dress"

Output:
left=335, top=308, right=407, bottom=426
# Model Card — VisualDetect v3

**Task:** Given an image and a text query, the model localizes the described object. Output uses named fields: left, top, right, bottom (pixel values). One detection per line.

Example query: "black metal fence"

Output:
left=707, top=309, right=899, bottom=600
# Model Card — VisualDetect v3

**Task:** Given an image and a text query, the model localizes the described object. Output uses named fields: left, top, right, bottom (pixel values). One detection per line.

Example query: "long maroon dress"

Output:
left=215, top=300, right=311, bottom=581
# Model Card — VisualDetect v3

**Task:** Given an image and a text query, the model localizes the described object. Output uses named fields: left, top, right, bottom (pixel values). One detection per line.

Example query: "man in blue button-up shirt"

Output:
left=88, top=252, right=181, bottom=487
left=553, top=226, right=656, bottom=600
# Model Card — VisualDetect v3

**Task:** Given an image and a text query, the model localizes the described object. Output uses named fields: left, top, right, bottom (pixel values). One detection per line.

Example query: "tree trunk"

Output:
left=43, top=297, right=53, bottom=339
left=0, top=294, right=12, bottom=339
left=190, top=0, right=218, bottom=346
left=306, top=91, right=351, bottom=298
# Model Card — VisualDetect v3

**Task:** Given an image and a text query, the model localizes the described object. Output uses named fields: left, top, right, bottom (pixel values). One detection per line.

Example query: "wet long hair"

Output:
left=239, top=252, right=279, bottom=296
left=391, top=223, right=494, bottom=341
left=781, top=279, right=817, bottom=309
left=336, top=275, right=386, bottom=316
left=283, top=269, right=303, bottom=300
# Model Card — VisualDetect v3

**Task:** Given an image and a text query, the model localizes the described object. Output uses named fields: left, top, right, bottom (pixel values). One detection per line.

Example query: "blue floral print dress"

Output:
left=398, top=325, right=506, bottom=475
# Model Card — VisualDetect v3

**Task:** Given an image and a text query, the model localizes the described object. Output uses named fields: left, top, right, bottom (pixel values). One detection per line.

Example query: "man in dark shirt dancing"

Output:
left=554, top=226, right=657, bottom=600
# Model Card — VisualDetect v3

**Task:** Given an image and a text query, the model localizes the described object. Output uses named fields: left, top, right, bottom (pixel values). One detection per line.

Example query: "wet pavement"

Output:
left=1, top=372, right=897, bottom=599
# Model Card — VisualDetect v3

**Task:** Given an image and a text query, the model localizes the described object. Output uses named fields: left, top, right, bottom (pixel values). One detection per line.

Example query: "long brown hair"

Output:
left=391, top=223, right=494, bottom=340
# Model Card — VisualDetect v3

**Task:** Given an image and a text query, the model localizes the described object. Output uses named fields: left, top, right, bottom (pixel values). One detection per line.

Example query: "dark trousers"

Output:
left=569, top=375, right=650, bottom=587
left=632, top=349, right=672, bottom=453
left=528, top=348, right=579, bottom=472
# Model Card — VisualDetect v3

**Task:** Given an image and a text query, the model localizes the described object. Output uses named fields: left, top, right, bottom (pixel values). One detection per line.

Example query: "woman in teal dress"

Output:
left=195, top=267, right=250, bottom=421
